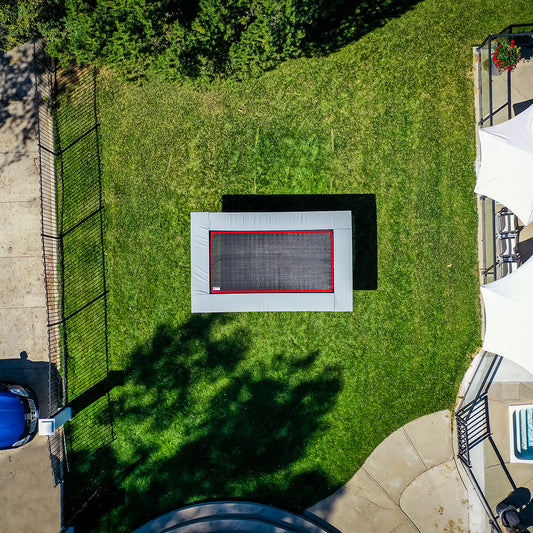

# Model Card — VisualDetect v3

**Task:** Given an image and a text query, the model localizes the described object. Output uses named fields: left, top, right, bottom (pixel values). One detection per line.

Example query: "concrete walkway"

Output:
left=0, top=43, right=60, bottom=532
left=307, top=410, right=469, bottom=532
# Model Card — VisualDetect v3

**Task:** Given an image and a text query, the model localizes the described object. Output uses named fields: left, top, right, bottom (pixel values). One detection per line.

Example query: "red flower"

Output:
left=511, top=40, right=515, bottom=44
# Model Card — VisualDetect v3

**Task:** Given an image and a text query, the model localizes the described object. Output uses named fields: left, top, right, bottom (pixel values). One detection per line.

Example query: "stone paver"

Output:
left=0, top=200, right=42, bottom=256
left=392, top=519, right=420, bottom=533
left=0, top=256, right=46, bottom=307
left=484, top=381, right=533, bottom=514
left=403, top=410, right=453, bottom=469
left=362, top=426, right=427, bottom=504
left=0, top=43, right=36, bottom=101
left=0, top=152, right=40, bottom=202
left=308, top=410, right=469, bottom=533
left=400, top=460, right=469, bottom=533
left=512, top=59, right=533, bottom=107
left=0, top=307, right=48, bottom=358
left=0, top=42, right=60, bottom=533
left=308, top=468, right=409, bottom=532
left=0, top=440, right=59, bottom=530
left=0, top=100, right=39, bottom=153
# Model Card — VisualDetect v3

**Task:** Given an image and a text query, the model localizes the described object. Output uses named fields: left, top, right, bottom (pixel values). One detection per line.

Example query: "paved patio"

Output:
left=485, top=367, right=533, bottom=515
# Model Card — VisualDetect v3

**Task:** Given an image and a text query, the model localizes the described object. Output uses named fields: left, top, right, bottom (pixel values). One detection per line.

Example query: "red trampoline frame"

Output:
left=209, top=230, right=334, bottom=294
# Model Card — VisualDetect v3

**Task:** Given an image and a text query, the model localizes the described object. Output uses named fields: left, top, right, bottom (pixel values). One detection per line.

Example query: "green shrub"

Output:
left=2, top=0, right=321, bottom=80
left=47, top=0, right=165, bottom=79
left=227, top=0, right=313, bottom=79
left=158, top=0, right=320, bottom=80
left=0, top=0, right=65, bottom=51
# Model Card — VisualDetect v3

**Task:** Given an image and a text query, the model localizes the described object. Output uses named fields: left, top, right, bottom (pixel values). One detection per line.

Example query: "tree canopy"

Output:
left=1, top=0, right=416, bottom=80
left=2, top=0, right=318, bottom=80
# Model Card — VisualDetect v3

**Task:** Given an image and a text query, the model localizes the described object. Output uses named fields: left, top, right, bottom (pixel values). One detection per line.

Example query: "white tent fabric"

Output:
left=481, top=255, right=533, bottom=373
left=475, top=103, right=533, bottom=224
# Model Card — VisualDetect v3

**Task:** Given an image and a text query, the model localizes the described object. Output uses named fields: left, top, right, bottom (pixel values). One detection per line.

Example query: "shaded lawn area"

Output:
left=59, top=0, right=532, bottom=530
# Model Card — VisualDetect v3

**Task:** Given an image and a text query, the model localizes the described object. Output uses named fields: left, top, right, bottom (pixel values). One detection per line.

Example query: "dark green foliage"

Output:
left=1, top=0, right=428, bottom=80
left=48, top=0, right=165, bottom=79
left=2, top=0, right=325, bottom=80
left=227, top=0, right=317, bottom=78
left=0, top=0, right=66, bottom=50
left=183, top=0, right=319, bottom=79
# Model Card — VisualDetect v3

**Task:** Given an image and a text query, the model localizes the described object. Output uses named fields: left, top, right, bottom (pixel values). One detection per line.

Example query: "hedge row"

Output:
left=1, top=0, right=324, bottom=80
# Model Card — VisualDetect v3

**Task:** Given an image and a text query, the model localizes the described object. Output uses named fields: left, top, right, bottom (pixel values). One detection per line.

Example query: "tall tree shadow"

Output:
left=66, top=313, right=342, bottom=531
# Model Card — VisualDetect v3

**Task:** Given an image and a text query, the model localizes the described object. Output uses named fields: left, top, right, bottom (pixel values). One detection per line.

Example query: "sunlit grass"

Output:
left=59, top=0, right=533, bottom=530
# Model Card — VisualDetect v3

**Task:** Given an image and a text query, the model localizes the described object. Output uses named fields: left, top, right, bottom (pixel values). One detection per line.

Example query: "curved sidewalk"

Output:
left=307, top=410, right=469, bottom=532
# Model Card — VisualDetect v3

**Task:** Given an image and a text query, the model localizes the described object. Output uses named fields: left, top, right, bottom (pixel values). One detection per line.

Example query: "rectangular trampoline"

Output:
left=191, top=211, right=352, bottom=312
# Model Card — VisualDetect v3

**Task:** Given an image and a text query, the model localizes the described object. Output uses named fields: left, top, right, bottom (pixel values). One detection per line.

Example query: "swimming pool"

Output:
left=509, top=404, right=533, bottom=463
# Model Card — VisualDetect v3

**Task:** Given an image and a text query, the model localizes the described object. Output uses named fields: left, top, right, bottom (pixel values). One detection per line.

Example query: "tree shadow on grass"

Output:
left=303, top=0, right=423, bottom=55
left=66, top=313, right=342, bottom=531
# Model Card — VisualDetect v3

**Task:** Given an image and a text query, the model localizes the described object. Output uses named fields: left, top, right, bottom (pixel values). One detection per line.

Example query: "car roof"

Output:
left=0, top=391, right=25, bottom=446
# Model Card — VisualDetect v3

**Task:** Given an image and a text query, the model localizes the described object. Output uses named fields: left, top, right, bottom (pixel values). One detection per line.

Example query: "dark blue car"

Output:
left=0, top=383, right=39, bottom=450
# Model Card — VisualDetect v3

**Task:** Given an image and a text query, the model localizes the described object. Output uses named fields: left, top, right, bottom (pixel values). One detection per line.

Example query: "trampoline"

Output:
left=191, top=211, right=352, bottom=312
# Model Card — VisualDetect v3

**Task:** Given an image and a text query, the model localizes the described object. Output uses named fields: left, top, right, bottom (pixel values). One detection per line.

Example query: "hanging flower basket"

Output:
left=493, top=40, right=522, bottom=73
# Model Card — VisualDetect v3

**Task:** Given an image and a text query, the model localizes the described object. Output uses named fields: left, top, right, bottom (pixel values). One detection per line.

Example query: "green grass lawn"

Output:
left=57, top=0, right=533, bottom=530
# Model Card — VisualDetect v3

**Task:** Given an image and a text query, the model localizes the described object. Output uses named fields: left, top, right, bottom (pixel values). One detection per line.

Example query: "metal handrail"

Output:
left=478, top=27, right=533, bottom=49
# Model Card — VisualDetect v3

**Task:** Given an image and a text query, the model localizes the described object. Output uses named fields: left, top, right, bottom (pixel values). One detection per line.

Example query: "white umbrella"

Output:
left=475, top=103, right=533, bottom=224
left=481, top=254, right=533, bottom=372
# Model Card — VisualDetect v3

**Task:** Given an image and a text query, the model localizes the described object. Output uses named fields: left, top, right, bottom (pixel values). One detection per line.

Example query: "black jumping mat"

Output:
left=210, top=230, right=333, bottom=293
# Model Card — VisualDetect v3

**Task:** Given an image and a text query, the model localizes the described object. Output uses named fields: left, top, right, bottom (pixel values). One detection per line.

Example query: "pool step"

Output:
left=134, top=502, right=338, bottom=533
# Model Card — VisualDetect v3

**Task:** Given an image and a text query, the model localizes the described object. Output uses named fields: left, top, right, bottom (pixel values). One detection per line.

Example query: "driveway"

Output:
left=0, top=42, right=60, bottom=532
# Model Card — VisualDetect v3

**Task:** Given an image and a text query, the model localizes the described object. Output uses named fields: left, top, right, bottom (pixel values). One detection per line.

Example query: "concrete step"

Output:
left=134, top=501, right=337, bottom=533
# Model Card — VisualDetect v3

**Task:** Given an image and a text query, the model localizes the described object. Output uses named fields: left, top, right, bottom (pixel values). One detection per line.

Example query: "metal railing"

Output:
left=455, top=352, right=507, bottom=532
left=34, top=39, right=69, bottom=485
left=34, top=42, right=115, bottom=492
left=479, top=196, right=497, bottom=286
left=476, top=24, right=533, bottom=128
left=475, top=26, right=533, bottom=286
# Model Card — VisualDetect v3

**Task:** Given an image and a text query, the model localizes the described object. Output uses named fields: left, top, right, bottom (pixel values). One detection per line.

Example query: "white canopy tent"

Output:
left=475, top=103, right=533, bottom=224
left=481, top=254, right=533, bottom=373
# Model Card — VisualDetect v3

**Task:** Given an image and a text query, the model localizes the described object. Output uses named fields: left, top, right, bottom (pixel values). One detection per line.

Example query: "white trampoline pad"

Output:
left=191, top=211, right=353, bottom=313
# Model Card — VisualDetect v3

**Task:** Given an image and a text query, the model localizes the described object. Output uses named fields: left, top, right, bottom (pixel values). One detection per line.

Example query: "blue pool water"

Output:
left=513, top=407, right=533, bottom=461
